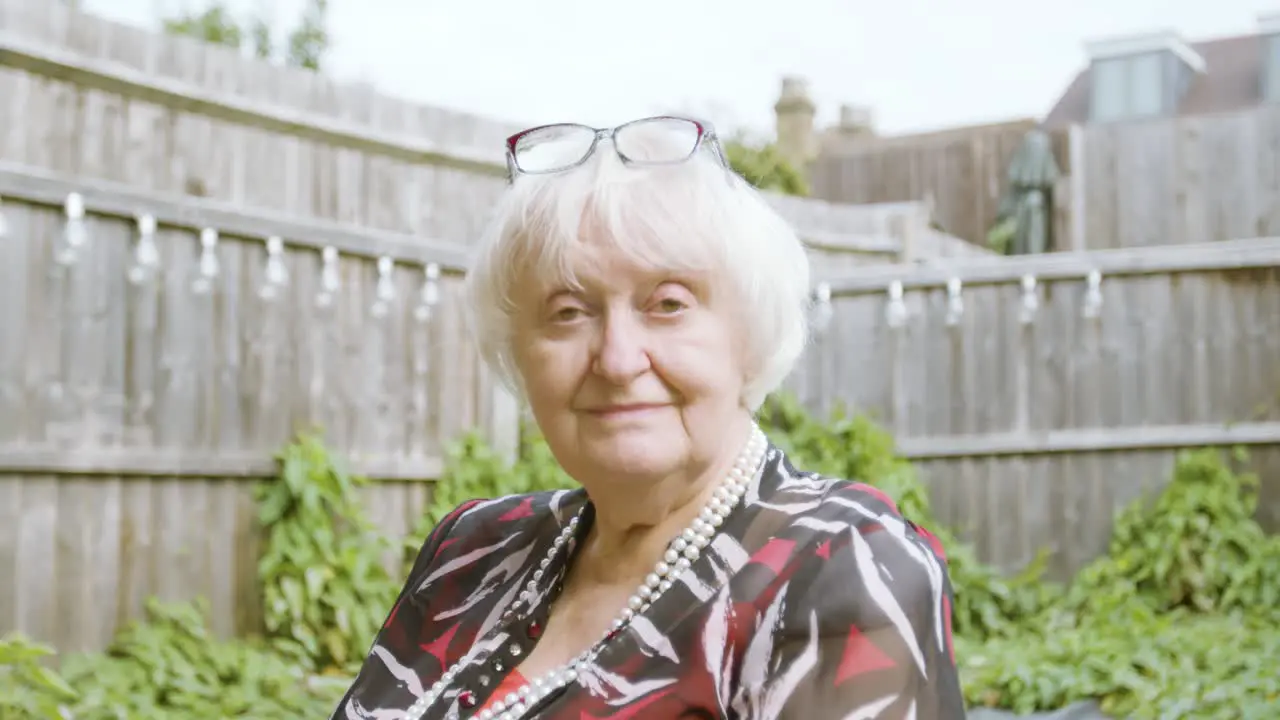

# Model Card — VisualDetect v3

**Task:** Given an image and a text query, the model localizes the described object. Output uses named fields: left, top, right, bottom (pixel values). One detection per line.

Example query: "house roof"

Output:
left=1042, top=33, right=1265, bottom=127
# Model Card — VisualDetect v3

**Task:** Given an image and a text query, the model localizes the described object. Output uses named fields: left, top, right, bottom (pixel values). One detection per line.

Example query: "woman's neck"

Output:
left=574, top=415, right=753, bottom=585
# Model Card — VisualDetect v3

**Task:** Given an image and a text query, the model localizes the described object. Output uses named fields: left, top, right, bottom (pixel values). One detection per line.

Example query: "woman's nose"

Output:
left=590, top=312, right=651, bottom=383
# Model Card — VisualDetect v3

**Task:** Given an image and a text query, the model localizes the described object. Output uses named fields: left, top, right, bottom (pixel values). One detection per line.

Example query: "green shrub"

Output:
left=2, top=395, right=1277, bottom=719
left=0, top=634, right=75, bottom=720
left=256, top=433, right=400, bottom=673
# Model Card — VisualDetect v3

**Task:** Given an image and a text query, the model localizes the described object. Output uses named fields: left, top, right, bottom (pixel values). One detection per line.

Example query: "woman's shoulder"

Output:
left=437, top=488, right=585, bottom=532
left=404, top=488, right=587, bottom=579
left=760, top=451, right=951, bottom=569
left=755, top=455, right=955, bottom=635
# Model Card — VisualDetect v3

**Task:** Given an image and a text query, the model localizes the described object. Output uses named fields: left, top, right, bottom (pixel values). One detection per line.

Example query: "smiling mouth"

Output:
left=585, top=404, right=668, bottom=419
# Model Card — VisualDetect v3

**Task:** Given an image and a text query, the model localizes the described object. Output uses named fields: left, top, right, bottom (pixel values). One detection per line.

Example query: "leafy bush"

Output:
left=961, top=448, right=1280, bottom=717
left=2, top=395, right=1277, bottom=719
left=0, top=634, right=75, bottom=720
left=256, top=433, right=400, bottom=673
left=57, top=599, right=345, bottom=719
left=760, top=396, right=1280, bottom=716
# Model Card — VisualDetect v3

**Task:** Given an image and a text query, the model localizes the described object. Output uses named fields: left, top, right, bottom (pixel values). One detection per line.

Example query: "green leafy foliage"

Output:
left=58, top=599, right=341, bottom=719
left=3, top=396, right=1277, bottom=718
left=0, top=634, right=76, bottom=720
left=162, top=4, right=246, bottom=52
left=725, top=140, right=809, bottom=196
left=1056, top=449, right=1280, bottom=618
left=257, top=433, right=401, bottom=673
left=758, top=395, right=1280, bottom=717
left=958, top=449, right=1280, bottom=717
left=163, top=0, right=330, bottom=71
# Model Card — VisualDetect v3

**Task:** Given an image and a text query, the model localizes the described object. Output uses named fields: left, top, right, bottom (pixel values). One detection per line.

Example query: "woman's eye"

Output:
left=552, top=307, right=583, bottom=322
left=654, top=298, right=687, bottom=314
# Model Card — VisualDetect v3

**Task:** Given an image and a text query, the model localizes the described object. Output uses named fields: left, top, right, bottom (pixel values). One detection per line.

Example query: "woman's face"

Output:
left=510, top=237, right=749, bottom=488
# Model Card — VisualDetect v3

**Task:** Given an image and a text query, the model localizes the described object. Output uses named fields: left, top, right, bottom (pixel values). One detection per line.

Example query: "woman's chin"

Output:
left=581, top=433, right=681, bottom=480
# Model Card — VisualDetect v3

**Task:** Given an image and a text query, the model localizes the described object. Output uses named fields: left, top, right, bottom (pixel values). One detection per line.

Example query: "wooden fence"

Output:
left=0, top=3, right=921, bottom=267
left=808, top=119, right=1057, bottom=248
left=811, top=105, right=1280, bottom=254
left=0, top=0, right=956, bottom=656
left=1074, top=106, right=1280, bottom=251
left=7, top=0, right=1274, bottom=656
left=795, top=238, right=1280, bottom=580
left=0, top=163, right=519, bottom=655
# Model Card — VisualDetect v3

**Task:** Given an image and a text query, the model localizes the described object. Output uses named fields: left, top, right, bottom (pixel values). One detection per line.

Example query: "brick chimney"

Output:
left=834, top=104, right=875, bottom=137
left=774, top=76, right=817, bottom=168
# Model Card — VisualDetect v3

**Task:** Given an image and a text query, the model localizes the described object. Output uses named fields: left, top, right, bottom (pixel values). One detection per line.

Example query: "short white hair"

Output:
left=463, top=122, right=813, bottom=411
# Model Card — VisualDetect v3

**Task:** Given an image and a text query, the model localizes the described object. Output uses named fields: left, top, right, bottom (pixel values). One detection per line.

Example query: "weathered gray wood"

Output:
left=0, top=32, right=509, bottom=176
left=0, top=24, right=925, bottom=260
left=821, top=236, right=1280, bottom=294
left=0, top=163, right=472, bottom=269
left=803, top=230, right=901, bottom=255
left=0, top=444, right=443, bottom=480
left=896, top=421, right=1280, bottom=459
left=790, top=245, right=1280, bottom=580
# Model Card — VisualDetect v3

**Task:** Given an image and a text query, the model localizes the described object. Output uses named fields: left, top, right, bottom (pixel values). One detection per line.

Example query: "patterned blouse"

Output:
left=332, top=441, right=965, bottom=719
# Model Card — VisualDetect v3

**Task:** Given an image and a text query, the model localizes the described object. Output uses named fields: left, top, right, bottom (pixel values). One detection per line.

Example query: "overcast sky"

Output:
left=89, top=0, right=1274, bottom=137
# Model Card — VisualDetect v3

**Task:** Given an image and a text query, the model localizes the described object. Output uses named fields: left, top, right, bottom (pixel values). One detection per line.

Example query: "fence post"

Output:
left=1067, top=124, right=1087, bottom=252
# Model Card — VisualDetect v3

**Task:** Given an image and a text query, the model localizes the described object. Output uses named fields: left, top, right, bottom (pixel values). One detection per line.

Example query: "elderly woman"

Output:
left=332, top=116, right=963, bottom=719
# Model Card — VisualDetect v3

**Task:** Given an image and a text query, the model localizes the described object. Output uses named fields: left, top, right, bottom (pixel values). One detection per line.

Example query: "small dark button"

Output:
left=527, top=621, right=543, bottom=639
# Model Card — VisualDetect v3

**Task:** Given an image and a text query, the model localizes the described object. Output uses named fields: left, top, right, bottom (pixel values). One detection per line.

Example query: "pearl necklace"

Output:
left=401, top=425, right=768, bottom=720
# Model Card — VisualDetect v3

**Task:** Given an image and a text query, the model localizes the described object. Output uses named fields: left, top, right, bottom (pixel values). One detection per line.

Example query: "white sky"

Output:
left=89, top=0, right=1274, bottom=138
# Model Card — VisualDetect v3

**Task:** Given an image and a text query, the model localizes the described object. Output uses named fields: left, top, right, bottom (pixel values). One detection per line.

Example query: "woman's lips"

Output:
left=585, top=403, right=668, bottom=420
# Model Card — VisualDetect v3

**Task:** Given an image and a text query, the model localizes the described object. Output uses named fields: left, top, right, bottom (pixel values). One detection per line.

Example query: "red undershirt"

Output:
left=476, top=670, right=529, bottom=713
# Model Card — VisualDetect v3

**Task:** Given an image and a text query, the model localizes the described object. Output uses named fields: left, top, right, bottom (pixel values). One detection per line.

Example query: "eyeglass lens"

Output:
left=512, top=117, right=703, bottom=174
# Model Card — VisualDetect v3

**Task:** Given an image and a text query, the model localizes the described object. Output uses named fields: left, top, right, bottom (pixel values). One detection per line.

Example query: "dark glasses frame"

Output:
left=503, top=115, right=732, bottom=182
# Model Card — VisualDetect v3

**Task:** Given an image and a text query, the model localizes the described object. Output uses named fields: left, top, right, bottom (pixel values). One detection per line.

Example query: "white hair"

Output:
left=463, top=122, right=813, bottom=411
